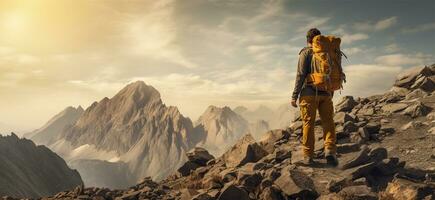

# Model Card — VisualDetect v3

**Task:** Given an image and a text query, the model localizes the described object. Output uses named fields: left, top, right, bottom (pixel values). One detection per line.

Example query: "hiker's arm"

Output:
left=291, top=50, right=309, bottom=101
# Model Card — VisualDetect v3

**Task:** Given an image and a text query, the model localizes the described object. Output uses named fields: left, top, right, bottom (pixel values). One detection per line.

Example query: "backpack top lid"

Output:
left=312, top=35, right=341, bottom=53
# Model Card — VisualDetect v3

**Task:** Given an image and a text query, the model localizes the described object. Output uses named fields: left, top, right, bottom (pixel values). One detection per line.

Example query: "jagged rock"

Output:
left=187, top=147, right=215, bottom=166
left=343, top=121, right=359, bottom=133
left=273, top=148, right=292, bottom=163
left=375, top=158, right=400, bottom=176
left=389, top=86, right=410, bottom=97
left=336, top=96, right=358, bottom=112
left=222, top=134, right=268, bottom=168
left=411, top=75, right=435, bottom=92
left=349, top=127, right=369, bottom=144
left=345, top=162, right=377, bottom=180
left=177, top=161, right=201, bottom=177
left=402, top=102, right=432, bottom=118
left=337, top=143, right=361, bottom=154
left=382, top=178, right=435, bottom=200
left=258, top=129, right=290, bottom=154
left=337, top=185, right=377, bottom=200
left=365, top=122, right=381, bottom=135
left=380, top=124, right=395, bottom=135
left=217, top=184, right=249, bottom=200
left=334, top=112, right=355, bottom=124
left=274, top=166, right=318, bottom=199
left=236, top=171, right=262, bottom=191
left=394, top=66, right=433, bottom=89
left=405, top=89, right=429, bottom=100
left=368, top=147, right=388, bottom=162
left=340, top=145, right=370, bottom=170
left=381, top=103, right=408, bottom=114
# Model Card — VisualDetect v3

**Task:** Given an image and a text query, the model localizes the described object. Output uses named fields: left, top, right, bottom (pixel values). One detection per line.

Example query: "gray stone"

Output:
left=222, top=134, right=268, bottom=168
left=381, top=103, right=408, bottom=114
left=402, top=101, right=432, bottom=118
left=343, top=121, right=359, bottom=133
left=405, top=89, right=429, bottom=100
left=340, top=145, right=371, bottom=170
left=334, top=112, right=355, bottom=124
left=365, top=122, right=381, bottom=135
left=394, top=66, right=433, bottom=89
left=336, top=96, right=358, bottom=112
left=337, top=185, right=377, bottom=200
left=274, top=166, right=318, bottom=199
left=177, top=161, right=200, bottom=177
left=217, top=184, right=249, bottom=200
left=187, top=147, right=215, bottom=166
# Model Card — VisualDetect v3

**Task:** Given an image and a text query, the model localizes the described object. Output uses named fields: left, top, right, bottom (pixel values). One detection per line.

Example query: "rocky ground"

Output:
left=3, top=65, right=435, bottom=200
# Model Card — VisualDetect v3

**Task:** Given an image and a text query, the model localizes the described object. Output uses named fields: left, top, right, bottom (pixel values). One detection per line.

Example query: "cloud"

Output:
left=375, top=53, right=434, bottom=67
left=402, top=22, right=435, bottom=34
left=384, top=43, right=401, bottom=53
left=341, top=33, right=369, bottom=44
left=353, top=16, right=398, bottom=32
left=342, top=64, right=402, bottom=97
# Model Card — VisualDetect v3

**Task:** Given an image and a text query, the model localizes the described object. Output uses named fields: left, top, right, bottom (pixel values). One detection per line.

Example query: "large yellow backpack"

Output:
left=307, top=35, right=345, bottom=92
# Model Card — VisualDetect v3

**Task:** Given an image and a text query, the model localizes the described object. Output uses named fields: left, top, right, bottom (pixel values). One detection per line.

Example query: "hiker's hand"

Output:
left=291, top=99, right=298, bottom=108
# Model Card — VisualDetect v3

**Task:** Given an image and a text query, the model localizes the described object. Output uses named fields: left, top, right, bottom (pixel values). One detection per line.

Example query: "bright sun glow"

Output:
left=3, top=13, right=27, bottom=32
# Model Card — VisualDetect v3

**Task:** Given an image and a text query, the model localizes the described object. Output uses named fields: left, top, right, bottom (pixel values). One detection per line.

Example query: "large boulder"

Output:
left=177, top=148, right=215, bottom=177
left=187, top=147, right=215, bottom=166
left=381, top=103, right=408, bottom=114
left=394, top=66, right=433, bottom=89
left=217, top=184, right=249, bottom=200
left=334, top=112, right=355, bottom=124
left=222, top=134, right=268, bottom=168
left=402, top=102, right=432, bottom=118
left=274, top=166, right=318, bottom=199
left=336, top=96, right=358, bottom=113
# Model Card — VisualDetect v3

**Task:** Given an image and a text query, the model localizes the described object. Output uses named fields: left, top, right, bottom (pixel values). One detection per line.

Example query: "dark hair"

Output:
left=306, top=28, right=321, bottom=44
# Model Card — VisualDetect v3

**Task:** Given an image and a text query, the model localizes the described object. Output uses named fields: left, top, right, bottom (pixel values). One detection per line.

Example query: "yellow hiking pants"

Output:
left=299, top=95, right=336, bottom=158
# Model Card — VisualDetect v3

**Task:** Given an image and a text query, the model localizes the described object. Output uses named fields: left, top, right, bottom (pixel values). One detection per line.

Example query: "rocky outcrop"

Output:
left=0, top=133, right=82, bottom=198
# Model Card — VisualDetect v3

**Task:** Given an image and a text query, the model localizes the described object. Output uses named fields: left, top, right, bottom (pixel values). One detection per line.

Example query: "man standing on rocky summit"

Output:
left=291, top=28, right=341, bottom=166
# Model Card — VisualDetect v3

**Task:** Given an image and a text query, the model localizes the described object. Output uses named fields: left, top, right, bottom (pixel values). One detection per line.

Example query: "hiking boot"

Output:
left=326, top=154, right=338, bottom=167
left=302, top=157, right=315, bottom=166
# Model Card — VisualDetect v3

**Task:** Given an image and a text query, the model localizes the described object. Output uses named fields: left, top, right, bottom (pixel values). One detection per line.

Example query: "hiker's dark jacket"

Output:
left=291, top=47, right=331, bottom=100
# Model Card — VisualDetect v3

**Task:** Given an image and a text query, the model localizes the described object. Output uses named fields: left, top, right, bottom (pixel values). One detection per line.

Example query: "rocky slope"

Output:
left=20, top=66, right=435, bottom=199
left=0, top=133, right=83, bottom=198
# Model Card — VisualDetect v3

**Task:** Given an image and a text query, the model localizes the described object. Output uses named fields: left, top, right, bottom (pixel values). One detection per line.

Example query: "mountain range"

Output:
left=27, top=81, right=281, bottom=188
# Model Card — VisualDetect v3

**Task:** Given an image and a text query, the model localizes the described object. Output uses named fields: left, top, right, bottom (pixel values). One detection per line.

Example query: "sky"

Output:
left=0, top=0, right=434, bottom=133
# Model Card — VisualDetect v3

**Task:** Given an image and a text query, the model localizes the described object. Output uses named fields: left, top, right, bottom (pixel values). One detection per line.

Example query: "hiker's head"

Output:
left=306, top=28, right=321, bottom=45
